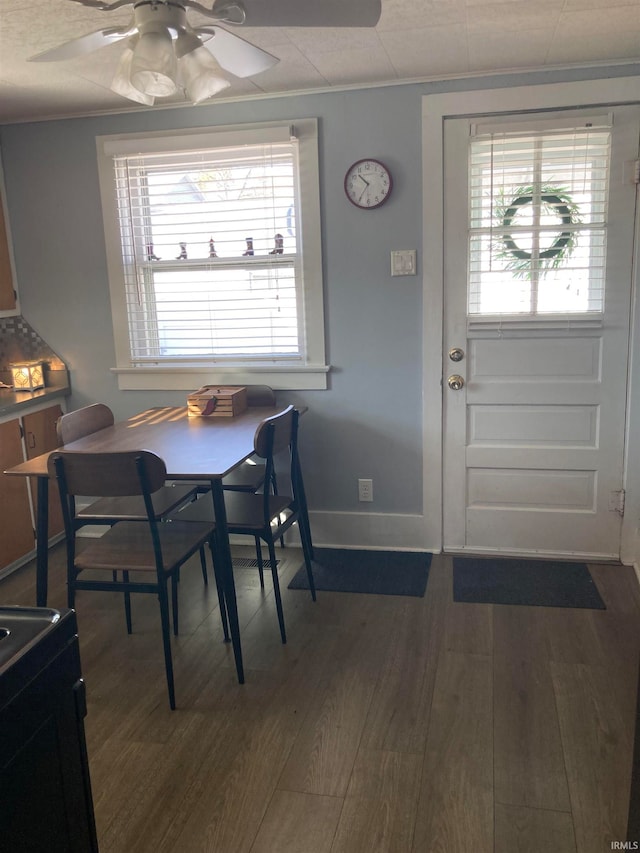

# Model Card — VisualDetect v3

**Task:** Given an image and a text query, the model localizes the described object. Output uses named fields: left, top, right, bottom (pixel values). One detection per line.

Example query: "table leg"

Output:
left=35, top=475, right=49, bottom=607
left=210, top=479, right=244, bottom=684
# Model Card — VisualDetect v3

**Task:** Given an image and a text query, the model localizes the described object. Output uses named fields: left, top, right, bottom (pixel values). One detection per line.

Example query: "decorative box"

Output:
left=10, top=360, right=45, bottom=391
left=187, top=385, right=248, bottom=418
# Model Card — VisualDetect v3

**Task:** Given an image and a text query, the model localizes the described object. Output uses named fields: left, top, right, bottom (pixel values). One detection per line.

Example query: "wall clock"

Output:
left=344, top=159, right=392, bottom=209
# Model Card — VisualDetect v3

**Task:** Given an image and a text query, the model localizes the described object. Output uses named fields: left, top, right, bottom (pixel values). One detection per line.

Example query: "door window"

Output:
left=468, top=120, right=611, bottom=316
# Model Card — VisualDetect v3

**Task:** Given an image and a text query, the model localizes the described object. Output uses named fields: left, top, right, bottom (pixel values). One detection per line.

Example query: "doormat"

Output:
left=453, top=556, right=606, bottom=610
left=288, top=548, right=432, bottom=597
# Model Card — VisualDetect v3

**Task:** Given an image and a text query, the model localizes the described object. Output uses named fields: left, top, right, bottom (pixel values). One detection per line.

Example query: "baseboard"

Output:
left=306, top=511, right=431, bottom=552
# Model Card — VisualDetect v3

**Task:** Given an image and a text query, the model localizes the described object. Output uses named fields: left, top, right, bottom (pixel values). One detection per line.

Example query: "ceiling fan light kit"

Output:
left=28, top=0, right=382, bottom=107
left=129, top=22, right=178, bottom=97
left=111, top=44, right=155, bottom=104
left=175, top=31, right=230, bottom=103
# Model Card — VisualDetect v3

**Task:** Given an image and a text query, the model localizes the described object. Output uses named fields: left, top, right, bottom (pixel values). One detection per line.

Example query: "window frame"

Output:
left=96, top=118, right=328, bottom=391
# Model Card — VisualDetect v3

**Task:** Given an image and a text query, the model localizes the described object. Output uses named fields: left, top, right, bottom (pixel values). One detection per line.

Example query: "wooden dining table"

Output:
left=4, top=404, right=294, bottom=685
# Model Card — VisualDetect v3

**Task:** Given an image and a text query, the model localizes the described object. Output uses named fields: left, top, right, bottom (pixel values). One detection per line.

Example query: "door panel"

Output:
left=443, top=106, right=639, bottom=558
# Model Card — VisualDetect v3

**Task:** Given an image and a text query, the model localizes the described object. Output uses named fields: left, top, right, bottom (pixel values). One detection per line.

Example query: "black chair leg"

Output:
left=123, top=570, right=133, bottom=633
left=67, top=564, right=76, bottom=610
left=157, top=583, right=176, bottom=710
left=209, top=541, right=230, bottom=642
left=255, top=538, right=265, bottom=589
left=271, top=471, right=285, bottom=549
left=171, top=575, right=179, bottom=635
left=299, top=522, right=316, bottom=602
left=267, top=538, right=286, bottom=644
left=199, top=546, right=208, bottom=585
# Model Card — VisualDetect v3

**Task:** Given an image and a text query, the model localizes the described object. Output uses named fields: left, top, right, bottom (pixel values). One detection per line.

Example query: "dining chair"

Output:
left=177, top=405, right=316, bottom=645
left=221, top=385, right=278, bottom=494
left=56, top=403, right=200, bottom=526
left=48, top=449, right=225, bottom=710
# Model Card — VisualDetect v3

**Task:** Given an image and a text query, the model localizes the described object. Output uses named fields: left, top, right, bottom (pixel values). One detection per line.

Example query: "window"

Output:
left=468, top=118, right=611, bottom=317
left=97, top=120, right=328, bottom=390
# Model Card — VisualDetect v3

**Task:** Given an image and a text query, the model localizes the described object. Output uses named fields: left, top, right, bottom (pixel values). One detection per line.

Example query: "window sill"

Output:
left=111, top=364, right=330, bottom=391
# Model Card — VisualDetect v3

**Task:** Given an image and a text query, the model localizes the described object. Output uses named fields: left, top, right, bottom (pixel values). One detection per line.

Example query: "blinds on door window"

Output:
left=468, top=120, right=611, bottom=316
left=111, top=134, right=301, bottom=364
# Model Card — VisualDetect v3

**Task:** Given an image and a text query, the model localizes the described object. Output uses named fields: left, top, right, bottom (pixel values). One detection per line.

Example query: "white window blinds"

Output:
left=112, top=135, right=302, bottom=364
left=468, top=121, right=611, bottom=316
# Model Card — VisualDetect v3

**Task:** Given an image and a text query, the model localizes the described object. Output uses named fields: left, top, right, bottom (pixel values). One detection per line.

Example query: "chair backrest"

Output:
left=57, top=403, right=115, bottom=445
left=245, top=385, right=276, bottom=407
left=47, top=450, right=167, bottom=499
left=253, top=405, right=295, bottom=459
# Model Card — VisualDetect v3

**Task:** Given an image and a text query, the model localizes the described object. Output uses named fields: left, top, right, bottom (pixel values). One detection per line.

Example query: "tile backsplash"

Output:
left=0, top=316, right=66, bottom=371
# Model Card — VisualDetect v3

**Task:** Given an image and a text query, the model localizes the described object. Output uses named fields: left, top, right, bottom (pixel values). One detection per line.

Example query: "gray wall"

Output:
left=1, top=64, right=637, bottom=530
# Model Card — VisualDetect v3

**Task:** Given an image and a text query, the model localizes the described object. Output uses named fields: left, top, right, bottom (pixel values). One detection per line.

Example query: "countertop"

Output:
left=0, top=370, right=70, bottom=417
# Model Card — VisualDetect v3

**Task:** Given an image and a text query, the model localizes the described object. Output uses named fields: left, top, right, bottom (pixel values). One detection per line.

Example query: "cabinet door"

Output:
left=0, top=194, right=16, bottom=311
left=23, top=405, right=64, bottom=538
left=0, top=420, right=35, bottom=569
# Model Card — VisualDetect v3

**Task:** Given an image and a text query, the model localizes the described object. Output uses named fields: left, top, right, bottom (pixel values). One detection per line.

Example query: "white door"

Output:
left=443, top=106, right=640, bottom=559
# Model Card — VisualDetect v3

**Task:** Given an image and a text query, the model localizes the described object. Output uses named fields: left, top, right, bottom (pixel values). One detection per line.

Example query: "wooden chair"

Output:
left=48, top=449, right=224, bottom=710
left=56, top=404, right=200, bottom=526
left=177, top=405, right=316, bottom=644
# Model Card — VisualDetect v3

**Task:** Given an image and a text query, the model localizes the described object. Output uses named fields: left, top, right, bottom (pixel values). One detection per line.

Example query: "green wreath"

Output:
left=494, top=184, right=581, bottom=278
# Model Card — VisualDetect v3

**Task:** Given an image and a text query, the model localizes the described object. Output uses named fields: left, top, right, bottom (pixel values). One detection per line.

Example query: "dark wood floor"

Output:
left=2, top=542, right=639, bottom=852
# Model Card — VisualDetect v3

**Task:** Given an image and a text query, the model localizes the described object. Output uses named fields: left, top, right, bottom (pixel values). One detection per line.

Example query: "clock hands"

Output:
left=357, top=173, right=370, bottom=202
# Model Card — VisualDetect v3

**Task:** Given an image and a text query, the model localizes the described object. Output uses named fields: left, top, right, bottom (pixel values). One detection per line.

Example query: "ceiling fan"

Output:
left=29, top=0, right=382, bottom=106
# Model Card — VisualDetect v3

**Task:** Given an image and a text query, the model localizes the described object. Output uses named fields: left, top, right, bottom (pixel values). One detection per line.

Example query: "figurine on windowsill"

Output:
left=146, top=243, right=160, bottom=260
left=269, top=233, right=284, bottom=255
left=243, top=237, right=254, bottom=256
left=209, top=237, right=217, bottom=258
left=177, top=242, right=188, bottom=260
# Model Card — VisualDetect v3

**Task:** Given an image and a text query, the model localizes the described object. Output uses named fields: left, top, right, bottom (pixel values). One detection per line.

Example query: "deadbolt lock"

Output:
left=447, top=374, right=464, bottom=391
left=448, top=347, right=465, bottom=362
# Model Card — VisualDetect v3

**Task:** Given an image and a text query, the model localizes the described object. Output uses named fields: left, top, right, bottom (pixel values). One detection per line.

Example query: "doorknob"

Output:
left=447, top=374, right=464, bottom=390
left=448, top=347, right=465, bottom=362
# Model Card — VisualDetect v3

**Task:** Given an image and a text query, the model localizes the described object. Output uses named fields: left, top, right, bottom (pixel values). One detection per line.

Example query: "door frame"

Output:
left=421, top=77, right=640, bottom=562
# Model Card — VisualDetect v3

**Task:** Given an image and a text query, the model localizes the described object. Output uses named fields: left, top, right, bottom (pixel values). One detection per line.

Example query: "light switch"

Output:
left=391, top=249, right=417, bottom=276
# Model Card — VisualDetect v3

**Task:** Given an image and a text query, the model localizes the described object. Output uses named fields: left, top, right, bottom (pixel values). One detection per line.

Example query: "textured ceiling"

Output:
left=0, top=0, right=639, bottom=123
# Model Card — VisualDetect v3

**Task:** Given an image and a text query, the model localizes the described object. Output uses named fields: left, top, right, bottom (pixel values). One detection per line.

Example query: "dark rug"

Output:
left=453, top=556, right=605, bottom=609
left=288, top=548, right=432, bottom=597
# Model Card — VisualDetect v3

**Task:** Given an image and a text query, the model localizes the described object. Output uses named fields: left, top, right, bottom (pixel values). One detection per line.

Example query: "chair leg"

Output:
left=67, top=564, right=76, bottom=610
left=209, top=540, right=230, bottom=642
left=157, top=582, right=176, bottom=710
left=199, top=546, right=208, bottom=585
left=299, top=521, right=316, bottom=603
left=271, top=471, right=285, bottom=549
left=255, top=538, right=265, bottom=589
left=123, top=570, right=133, bottom=634
left=171, top=574, right=179, bottom=636
left=294, top=465, right=314, bottom=561
left=267, top=538, right=286, bottom=644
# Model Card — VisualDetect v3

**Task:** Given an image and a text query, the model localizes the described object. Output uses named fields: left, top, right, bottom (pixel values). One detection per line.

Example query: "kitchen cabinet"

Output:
left=23, top=405, right=64, bottom=538
left=0, top=420, right=35, bottom=568
left=0, top=402, right=64, bottom=576
left=0, top=187, right=17, bottom=312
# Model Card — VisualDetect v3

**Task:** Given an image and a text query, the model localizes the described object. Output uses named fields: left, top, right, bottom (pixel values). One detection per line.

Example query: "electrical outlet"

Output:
left=358, top=478, right=373, bottom=502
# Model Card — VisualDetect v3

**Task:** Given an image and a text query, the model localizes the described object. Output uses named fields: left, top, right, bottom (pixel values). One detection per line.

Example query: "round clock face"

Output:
left=344, top=159, right=392, bottom=209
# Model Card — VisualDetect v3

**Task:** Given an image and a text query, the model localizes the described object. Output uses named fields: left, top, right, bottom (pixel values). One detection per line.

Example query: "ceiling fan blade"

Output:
left=212, top=0, right=381, bottom=28
left=196, top=27, right=278, bottom=78
left=29, top=26, right=132, bottom=62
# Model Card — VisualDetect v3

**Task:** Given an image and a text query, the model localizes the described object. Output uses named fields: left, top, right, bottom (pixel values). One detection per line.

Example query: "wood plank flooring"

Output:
left=1, top=544, right=639, bottom=852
